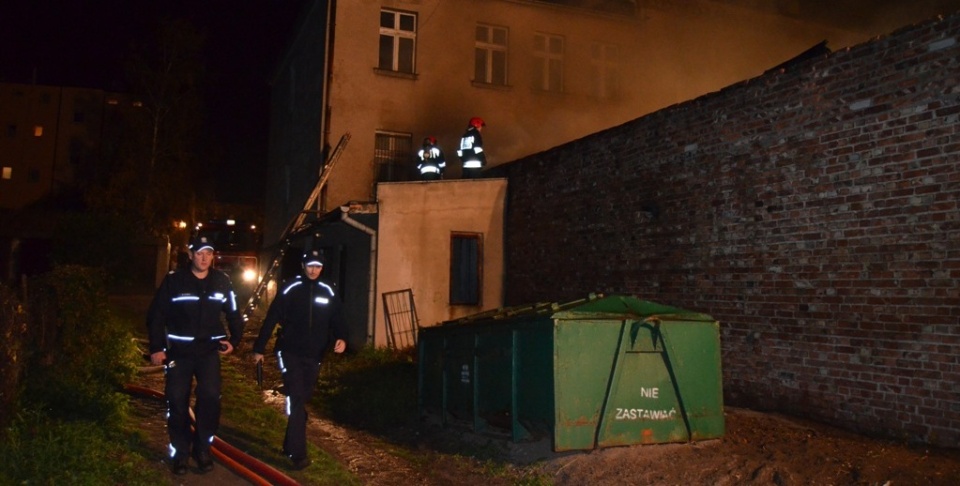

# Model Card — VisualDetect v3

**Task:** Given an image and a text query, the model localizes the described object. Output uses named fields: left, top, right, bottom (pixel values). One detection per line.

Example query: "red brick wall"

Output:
left=493, top=15, right=960, bottom=447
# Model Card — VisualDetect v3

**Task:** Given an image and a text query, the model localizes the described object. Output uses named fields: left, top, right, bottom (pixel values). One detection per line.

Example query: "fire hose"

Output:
left=123, top=384, right=299, bottom=486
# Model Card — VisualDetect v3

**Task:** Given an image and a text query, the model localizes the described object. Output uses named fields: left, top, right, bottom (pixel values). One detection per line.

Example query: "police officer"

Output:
left=417, top=136, right=446, bottom=180
left=252, top=249, right=347, bottom=470
left=457, top=117, right=486, bottom=179
left=147, top=235, right=244, bottom=475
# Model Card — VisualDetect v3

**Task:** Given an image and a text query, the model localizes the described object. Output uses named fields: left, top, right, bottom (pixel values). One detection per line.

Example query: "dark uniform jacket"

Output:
left=457, top=126, right=486, bottom=168
left=417, top=145, right=446, bottom=175
left=146, top=268, right=244, bottom=357
left=253, top=275, right=346, bottom=361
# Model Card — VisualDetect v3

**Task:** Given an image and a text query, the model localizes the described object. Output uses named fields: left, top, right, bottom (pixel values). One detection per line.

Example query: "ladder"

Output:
left=242, top=133, right=351, bottom=320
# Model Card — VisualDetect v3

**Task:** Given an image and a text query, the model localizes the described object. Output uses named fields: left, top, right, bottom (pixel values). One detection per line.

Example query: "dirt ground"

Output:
left=129, top=353, right=960, bottom=486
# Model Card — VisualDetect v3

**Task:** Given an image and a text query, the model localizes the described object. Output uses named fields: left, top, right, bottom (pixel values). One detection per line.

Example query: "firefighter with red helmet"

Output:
left=416, top=136, right=446, bottom=180
left=457, top=117, right=486, bottom=179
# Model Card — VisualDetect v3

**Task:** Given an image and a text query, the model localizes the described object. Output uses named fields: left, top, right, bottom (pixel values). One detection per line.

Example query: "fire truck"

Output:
left=191, top=219, right=262, bottom=299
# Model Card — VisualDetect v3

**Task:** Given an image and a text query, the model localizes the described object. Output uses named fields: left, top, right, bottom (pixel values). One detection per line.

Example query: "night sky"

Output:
left=0, top=0, right=306, bottom=205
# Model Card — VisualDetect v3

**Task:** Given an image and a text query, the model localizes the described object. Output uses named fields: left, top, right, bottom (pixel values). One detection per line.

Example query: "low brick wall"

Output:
left=493, top=14, right=960, bottom=446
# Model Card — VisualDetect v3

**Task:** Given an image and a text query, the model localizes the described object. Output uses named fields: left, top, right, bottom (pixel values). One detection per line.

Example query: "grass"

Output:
left=0, top=409, right=164, bottom=485
left=0, top=273, right=163, bottom=486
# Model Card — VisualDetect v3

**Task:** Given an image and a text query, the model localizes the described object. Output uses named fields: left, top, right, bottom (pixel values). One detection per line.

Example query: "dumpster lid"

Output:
left=442, top=294, right=713, bottom=327
left=441, top=293, right=601, bottom=326
left=553, top=295, right=714, bottom=322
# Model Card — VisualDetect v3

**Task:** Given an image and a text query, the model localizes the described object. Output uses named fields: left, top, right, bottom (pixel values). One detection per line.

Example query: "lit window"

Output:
left=475, top=24, right=508, bottom=86
left=590, top=42, right=619, bottom=99
left=379, top=9, right=416, bottom=73
left=450, top=233, right=482, bottom=305
left=374, top=131, right=413, bottom=182
left=132, top=100, right=143, bottom=107
left=33, top=126, right=43, bottom=137
left=533, top=33, right=564, bottom=92
left=107, top=99, right=119, bottom=105
left=2, top=167, right=11, bottom=180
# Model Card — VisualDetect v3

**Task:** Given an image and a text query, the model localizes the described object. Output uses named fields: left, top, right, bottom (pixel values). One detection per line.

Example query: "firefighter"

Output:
left=457, top=117, right=486, bottom=179
left=416, top=136, right=446, bottom=180
left=147, top=235, right=244, bottom=475
left=251, top=249, right=347, bottom=470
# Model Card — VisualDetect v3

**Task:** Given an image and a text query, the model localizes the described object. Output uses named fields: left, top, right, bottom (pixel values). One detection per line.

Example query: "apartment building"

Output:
left=0, top=82, right=143, bottom=210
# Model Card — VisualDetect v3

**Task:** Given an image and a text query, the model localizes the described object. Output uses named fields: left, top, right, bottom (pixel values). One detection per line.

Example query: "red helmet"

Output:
left=424, top=136, right=437, bottom=145
left=468, top=117, right=486, bottom=129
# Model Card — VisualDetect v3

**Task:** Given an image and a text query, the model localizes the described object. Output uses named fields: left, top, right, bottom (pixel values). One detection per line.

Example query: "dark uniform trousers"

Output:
left=165, top=352, right=222, bottom=458
left=278, top=351, right=322, bottom=459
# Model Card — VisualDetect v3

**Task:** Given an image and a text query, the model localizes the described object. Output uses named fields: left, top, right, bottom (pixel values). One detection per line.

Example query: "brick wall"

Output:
left=492, top=15, right=960, bottom=447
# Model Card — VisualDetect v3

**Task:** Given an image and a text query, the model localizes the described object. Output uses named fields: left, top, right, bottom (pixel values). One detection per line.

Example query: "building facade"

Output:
left=257, top=178, right=506, bottom=349
left=265, top=0, right=865, bottom=245
left=375, top=178, right=507, bottom=347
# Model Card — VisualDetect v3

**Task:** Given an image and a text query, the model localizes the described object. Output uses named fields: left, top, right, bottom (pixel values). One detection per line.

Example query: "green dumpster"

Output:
left=418, top=294, right=724, bottom=451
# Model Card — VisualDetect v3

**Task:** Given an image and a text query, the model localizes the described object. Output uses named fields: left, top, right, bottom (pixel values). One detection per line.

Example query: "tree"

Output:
left=85, top=18, right=210, bottom=235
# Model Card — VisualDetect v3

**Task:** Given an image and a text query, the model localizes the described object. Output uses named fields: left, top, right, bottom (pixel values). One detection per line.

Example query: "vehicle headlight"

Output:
left=242, top=268, right=258, bottom=282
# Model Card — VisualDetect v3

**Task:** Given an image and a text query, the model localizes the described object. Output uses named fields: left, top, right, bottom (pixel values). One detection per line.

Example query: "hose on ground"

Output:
left=123, top=384, right=299, bottom=486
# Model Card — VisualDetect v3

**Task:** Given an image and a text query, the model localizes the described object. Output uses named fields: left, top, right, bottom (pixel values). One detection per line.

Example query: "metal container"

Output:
left=418, top=294, right=724, bottom=451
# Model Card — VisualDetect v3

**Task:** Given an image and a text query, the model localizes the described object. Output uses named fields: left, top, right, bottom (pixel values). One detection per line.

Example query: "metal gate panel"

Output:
left=382, top=289, right=420, bottom=349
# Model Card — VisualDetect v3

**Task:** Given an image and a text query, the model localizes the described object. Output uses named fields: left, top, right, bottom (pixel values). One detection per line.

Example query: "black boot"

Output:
left=171, top=455, right=189, bottom=475
left=290, top=456, right=311, bottom=470
left=193, top=449, right=214, bottom=473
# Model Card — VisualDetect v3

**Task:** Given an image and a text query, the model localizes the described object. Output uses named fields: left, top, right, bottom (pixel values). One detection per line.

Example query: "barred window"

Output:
left=374, top=131, right=413, bottom=182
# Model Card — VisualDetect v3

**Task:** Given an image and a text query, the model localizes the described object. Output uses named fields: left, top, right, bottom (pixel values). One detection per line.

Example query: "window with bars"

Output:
left=374, top=131, right=413, bottom=182
left=533, top=33, right=564, bottom=92
left=475, top=24, right=508, bottom=86
left=590, top=42, right=620, bottom=99
left=379, top=9, right=417, bottom=73
left=450, top=233, right=482, bottom=305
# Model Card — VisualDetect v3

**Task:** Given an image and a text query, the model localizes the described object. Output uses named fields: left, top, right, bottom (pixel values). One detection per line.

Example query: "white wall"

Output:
left=374, top=178, right=507, bottom=347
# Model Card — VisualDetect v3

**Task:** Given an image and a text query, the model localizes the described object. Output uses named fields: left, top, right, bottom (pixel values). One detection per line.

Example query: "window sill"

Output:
left=373, top=68, right=418, bottom=80
left=471, top=81, right=512, bottom=91
left=530, top=87, right=566, bottom=97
